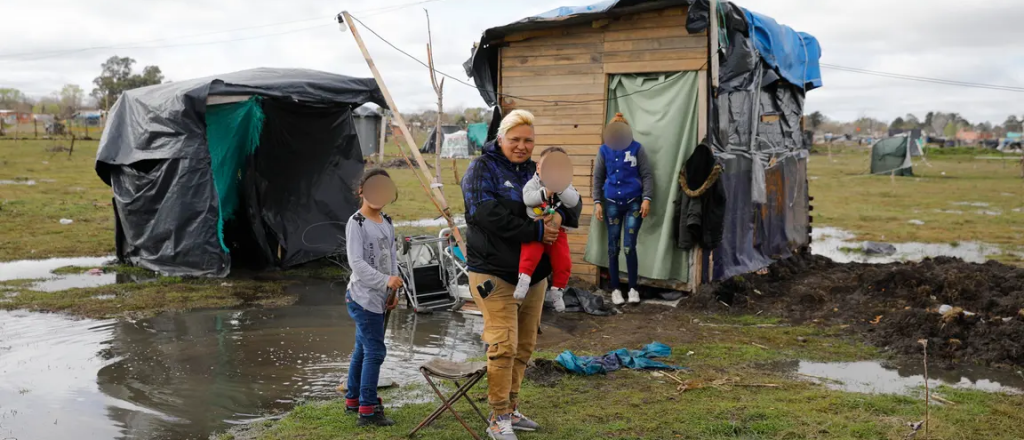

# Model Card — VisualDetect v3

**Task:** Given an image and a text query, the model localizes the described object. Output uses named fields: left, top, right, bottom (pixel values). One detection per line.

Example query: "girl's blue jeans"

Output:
left=604, top=198, right=644, bottom=290
left=345, top=292, right=387, bottom=408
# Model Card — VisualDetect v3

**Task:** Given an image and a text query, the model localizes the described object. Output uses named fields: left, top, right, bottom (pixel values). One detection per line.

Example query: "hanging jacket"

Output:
left=593, top=141, right=654, bottom=205
left=678, top=141, right=726, bottom=250
left=462, top=142, right=582, bottom=286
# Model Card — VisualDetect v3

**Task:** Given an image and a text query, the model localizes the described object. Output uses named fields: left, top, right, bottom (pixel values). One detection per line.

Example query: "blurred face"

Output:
left=539, top=150, right=572, bottom=193
left=361, top=174, right=397, bottom=210
left=604, top=122, right=633, bottom=150
left=499, top=124, right=536, bottom=164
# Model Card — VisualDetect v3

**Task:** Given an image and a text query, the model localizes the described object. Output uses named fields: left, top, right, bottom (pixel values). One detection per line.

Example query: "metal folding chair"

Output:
left=409, top=358, right=489, bottom=440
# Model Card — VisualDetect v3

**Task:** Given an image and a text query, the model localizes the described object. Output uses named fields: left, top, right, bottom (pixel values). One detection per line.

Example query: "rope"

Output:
left=679, top=163, right=723, bottom=198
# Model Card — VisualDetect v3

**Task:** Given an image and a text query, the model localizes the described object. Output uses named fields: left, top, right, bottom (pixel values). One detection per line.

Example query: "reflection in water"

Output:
left=0, top=281, right=486, bottom=440
left=810, top=227, right=1003, bottom=264
left=782, top=360, right=1024, bottom=395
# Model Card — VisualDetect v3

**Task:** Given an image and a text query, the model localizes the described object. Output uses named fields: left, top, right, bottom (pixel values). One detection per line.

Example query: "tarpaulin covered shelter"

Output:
left=96, top=68, right=386, bottom=277
left=464, top=0, right=821, bottom=287
left=419, top=124, right=463, bottom=154
left=870, top=135, right=914, bottom=176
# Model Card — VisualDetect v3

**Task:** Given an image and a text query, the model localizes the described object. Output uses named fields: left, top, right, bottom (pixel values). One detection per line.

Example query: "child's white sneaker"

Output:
left=611, top=289, right=625, bottom=305
left=548, top=288, right=566, bottom=312
left=513, top=273, right=531, bottom=300
left=628, top=288, right=641, bottom=304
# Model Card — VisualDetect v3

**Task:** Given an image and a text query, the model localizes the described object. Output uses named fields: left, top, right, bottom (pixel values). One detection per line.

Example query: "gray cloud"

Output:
left=2, top=0, right=1021, bottom=124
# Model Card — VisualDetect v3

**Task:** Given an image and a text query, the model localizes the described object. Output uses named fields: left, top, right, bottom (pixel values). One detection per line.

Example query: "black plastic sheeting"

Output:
left=711, top=152, right=809, bottom=280
left=96, top=68, right=386, bottom=276
left=419, top=125, right=463, bottom=154
left=251, top=100, right=366, bottom=268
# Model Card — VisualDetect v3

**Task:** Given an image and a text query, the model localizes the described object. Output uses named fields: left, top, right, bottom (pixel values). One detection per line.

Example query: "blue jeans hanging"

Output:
left=345, top=292, right=387, bottom=408
left=604, top=199, right=643, bottom=290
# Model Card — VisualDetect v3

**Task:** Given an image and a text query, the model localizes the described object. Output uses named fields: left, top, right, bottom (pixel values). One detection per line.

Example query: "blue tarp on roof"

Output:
left=744, top=9, right=822, bottom=90
left=525, top=1, right=821, bottom=90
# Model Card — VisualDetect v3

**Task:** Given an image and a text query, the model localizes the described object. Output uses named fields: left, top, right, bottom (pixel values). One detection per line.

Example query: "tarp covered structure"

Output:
left=870, top=135, right=914, bottom=176
left=419, top=125, right=463, bottom=154
left=465, top=0, right=821, bottom=285
left=96, top=68, right=387, bottom=276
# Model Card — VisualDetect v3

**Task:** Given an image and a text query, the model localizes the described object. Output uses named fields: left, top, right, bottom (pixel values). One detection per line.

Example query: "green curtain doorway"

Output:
left=583, top=71, right=700, bottom=284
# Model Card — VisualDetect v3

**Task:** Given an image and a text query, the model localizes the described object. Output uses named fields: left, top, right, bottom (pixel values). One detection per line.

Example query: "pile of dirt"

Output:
left=524, top=359, right=568, bottom=387
left=694, top=254, right=1024, bottom=367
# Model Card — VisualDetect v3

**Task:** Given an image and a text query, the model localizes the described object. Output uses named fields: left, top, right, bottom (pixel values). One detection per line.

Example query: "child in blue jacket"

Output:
left=592, top=113, right=654, bottom=305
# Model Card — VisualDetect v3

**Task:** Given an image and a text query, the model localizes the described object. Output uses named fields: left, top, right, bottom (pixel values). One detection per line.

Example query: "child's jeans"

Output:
left=345, top=292, right=387, bottom=408
left=518, top=228, right=572, bottom=289
left=604, top=199, right=644, bottom=290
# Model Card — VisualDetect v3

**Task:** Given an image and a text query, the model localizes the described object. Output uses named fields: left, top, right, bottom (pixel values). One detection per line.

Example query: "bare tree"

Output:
left=425, top=9, right=445, bottom=187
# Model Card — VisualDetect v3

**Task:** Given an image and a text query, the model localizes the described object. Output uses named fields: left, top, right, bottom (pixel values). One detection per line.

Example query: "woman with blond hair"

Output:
left=461, top=109, right=582, bottom=440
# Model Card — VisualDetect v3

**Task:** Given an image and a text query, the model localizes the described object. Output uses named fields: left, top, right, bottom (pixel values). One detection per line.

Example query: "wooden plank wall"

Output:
left=497, top=6, right=708, bottom=282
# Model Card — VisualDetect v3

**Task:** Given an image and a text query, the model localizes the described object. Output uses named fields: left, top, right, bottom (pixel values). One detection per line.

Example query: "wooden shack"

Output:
left=467, top=0, right=821, bottom=289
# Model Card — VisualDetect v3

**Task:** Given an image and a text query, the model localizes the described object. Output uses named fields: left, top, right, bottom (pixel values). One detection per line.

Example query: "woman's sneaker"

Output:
left=513, top=273, right=531, bottom=300
left=511, top=406, right=541, bottom=431
left=628, top=288, right=641, bottom=304
left=611, top=289, right=625, bottom=305
left=487, top=413, right=518, bottom=440
left=548, top=288, right=566, bottom=312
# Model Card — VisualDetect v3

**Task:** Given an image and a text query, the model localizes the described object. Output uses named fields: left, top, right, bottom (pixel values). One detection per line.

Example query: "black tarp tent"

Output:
left=96, top=68, right=387, bottom=277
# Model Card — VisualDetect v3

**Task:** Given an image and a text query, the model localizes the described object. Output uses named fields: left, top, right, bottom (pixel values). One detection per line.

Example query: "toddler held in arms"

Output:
left=514, top=147, right=580, bottom=312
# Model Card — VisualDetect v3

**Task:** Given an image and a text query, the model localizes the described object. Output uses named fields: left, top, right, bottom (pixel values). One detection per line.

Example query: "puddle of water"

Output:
left=785, top=360, right=1023, bottom=395
left=0, top=256, right=118, bottom=291
left=811, top=227, right=1002, bottom=264
left=0, top=179, right=36, bottom=185
left=0, top=280, right=488, bottom=440
left=934, top=209, right=964, bottom=215
left=952, top=201, right=990, bottom=207
left=907, top=219, right=925, bottom=225
left=395, top=215, right=466, bottom=229
left=976, top=210, right=1003, bottom=216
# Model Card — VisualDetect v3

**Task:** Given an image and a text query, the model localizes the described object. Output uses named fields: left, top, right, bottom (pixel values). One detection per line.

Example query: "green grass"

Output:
left=226, top=334, right=1024, bottom=440
left=809, top=147, right=1024, bottom=249
left=0, top=276, right=294, bottom=319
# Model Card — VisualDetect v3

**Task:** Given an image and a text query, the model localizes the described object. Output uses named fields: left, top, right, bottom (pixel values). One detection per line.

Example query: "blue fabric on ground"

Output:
left=555, top=342, right=684, bottom=376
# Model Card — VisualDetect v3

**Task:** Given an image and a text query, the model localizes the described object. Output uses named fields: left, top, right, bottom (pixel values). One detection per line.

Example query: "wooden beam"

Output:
left=605, top=58, right=707, bottom=74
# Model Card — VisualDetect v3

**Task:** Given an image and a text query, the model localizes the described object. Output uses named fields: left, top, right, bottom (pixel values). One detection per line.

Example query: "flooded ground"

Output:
left=784, top=360, right=1023, bottom=395
left=810, top=227, right=1002, bottom=264
left=0, top=179, right=36, bottom=185
left=0, top=256, right=117, bottom=291
left=394, top=215, right=466, bottom=229
left=0, top=281, right=488, bottom=440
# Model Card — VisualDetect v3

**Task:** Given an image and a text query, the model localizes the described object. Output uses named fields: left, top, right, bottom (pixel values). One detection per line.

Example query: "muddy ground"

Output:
left=693, top=254, right=1024, bottom=368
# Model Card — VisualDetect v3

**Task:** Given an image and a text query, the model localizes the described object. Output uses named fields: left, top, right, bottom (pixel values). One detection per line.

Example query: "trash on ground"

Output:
left=555, top=342, right=685, bottom=376
left=86, top=268, right=104, bottom=276
left=59, top=219, right=73, bottom=225
left=549, top=287, right=615, bottom=315
left=863, top=241, right=897, bottom=256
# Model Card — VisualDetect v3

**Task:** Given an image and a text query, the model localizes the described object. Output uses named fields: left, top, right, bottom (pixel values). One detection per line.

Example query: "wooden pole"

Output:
left=426, top=9, right=445, bottom=186
left=377, top=112, right=387, bottom=164
left=709, top=0, right=720, bottom=91
left=342, top=11, right=466, bottom=250
left=34, top=119, right=38, bottom=138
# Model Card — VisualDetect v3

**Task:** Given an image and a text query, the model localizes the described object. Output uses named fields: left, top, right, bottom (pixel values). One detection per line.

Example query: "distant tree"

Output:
left=904, top=113, right=921, bottom=129
left=1003, top=115, right=1022, bottom=133
left=924, top=111, right=935, bottom=130
left=808, top=111, right=825, bottom=130
left=943, top=121, right=958, bottom=138
left=890, top=117, right=906, bottom=131
left=0, top=88, right=27, bottom=110
left=91, top=56, right=164, bottom=110
left=930, top=113, right=951, bottom=136
left=58, top=84, right=84, bottom=118
left=976, top=122, right=993, bottom=133
left=32, top=96, right=62, bottom=114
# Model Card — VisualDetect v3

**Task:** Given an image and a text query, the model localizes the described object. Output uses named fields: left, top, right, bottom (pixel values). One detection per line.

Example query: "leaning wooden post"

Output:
left=377, top=112, right=388, bottom=164
left=341, top=11, right=466, bottom=250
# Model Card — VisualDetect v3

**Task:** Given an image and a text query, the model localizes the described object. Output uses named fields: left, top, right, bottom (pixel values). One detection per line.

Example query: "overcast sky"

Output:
left=2, top=0, right=1021, bottom=124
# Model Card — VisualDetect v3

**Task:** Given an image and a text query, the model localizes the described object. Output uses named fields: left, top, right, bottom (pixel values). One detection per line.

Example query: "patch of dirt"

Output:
left=693, top=254, right=1024, bottom=367
left=525, top=359, right=568, bottom=387
left=46, top=145, right=70, bottom=153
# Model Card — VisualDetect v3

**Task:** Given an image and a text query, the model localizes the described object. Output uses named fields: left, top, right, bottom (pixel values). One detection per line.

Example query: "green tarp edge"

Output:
left=205, top=96, right=265, bottom=252
left=584, top=71, right=699, bottom=283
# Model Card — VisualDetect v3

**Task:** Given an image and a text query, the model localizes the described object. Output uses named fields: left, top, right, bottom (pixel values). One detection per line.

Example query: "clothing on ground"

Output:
left=555, top=342, right=684, bottom=376
left=592, top=141, right=654, bottom=204
left=469, top=271, right=546, bottom=415
left=462, top=142, right=582, bottom=287
left=345, top=292, right=388, bottom=409
left=550, top=287, right=614, bottom=316
left=345, top=211, right=398, bottom=314
left=522, top=173, right=581, bottom=219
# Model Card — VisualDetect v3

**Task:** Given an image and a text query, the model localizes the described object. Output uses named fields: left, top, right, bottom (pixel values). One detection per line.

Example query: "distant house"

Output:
left=956, top=128, right=992, bottom=145
left=73, top=110, right=104, bottom=127
left=0, top=110, right=32, bottom=125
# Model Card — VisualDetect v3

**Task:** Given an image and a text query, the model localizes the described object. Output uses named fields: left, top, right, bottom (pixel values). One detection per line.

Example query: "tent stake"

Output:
left=342, top=11, right=466, bottom=250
